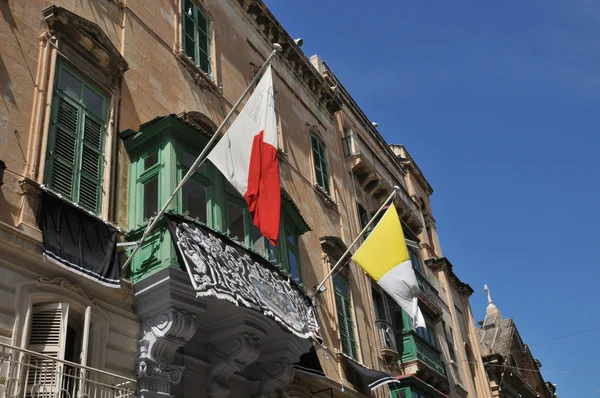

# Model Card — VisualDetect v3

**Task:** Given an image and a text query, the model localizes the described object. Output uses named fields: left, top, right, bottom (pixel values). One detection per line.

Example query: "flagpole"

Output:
left=309, top=187, right=400, bottom=300
left=121, top=43, right=283, bottom=276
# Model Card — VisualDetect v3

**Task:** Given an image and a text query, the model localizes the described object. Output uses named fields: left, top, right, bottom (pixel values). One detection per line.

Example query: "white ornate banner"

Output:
left=166, top=215, right=319, bottom=339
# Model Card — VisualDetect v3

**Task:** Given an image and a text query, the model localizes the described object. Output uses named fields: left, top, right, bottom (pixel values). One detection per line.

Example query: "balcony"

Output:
left=400, top=333, right=448, bottom=393
left=0, top=343, right=136, bottom=398
left=375, top=320, right=399, bottom=361
left=342, top=134, right=423, bottom=234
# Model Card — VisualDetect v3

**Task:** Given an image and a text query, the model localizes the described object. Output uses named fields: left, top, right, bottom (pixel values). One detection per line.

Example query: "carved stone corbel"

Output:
left=205, top=332, right=262, bottom=398
left=136, top=307, right=198, bottom=398
left=251, top=357, right=295, bottom=398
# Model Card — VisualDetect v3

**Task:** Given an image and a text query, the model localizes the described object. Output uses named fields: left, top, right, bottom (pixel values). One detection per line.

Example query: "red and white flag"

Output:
left=207, top=65, right=281, bottom=245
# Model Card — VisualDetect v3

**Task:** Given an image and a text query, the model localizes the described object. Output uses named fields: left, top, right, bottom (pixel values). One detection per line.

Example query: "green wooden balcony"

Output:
left=400, top=332, right=446, bottom=378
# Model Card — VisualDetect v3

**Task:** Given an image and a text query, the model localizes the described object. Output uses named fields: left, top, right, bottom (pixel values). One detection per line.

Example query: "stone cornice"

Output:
left=43, top=5, right=128, bottom=78
left=235, top=0, right=342, bottom=115
left=425, top=257, right=474, bottom=296
left=393, top=144, right=434, bottom=196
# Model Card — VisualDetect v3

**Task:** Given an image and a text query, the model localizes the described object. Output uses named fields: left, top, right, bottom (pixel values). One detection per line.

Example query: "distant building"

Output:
left=477, top=286, right=558, bottom=398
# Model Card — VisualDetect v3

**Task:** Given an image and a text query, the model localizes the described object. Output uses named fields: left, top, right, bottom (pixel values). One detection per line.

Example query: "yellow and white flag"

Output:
left=352, top=204, right=425, bottom=329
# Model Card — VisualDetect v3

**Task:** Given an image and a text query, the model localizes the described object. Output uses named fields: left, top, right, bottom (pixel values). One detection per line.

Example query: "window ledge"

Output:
left=313, top=184, right=338, bottom=211
left=175, top=50, right=219, bottom=94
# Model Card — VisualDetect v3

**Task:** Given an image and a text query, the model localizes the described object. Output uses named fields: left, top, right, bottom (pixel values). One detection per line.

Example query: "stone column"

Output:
left=135, top=307, right=198, bottom=398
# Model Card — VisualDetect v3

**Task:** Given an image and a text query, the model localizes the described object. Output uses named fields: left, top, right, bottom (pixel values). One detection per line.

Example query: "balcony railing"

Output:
left=375, top=320, right=398, bottom=353
left=0, top=343, right=136, bottom=398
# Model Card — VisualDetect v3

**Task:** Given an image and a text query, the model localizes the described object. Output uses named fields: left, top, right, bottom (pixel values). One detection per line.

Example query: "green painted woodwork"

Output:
left=121, top=115, right=307, bottom=284
left=390, top=386, right=444, bottom=398
left=389, top=376, right=448, bottom=398
left=310, top=133, right=330, bottom=195
left=182, top=0, right=211, bottom=75
left=384, top=288, right=446, bottom=379
left=334, top=274, right=358, bottom=360
left=400, top=331, right=446, bottom=377
left=45, top=61, right=108, bottom=214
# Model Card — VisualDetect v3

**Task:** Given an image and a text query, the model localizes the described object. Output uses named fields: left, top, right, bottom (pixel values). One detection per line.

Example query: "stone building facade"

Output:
left=1, top=1, right=494, bottom=397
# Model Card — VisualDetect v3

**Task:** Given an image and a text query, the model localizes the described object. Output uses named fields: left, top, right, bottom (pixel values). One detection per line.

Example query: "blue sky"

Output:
left=265, top=1, right=600, bottom=396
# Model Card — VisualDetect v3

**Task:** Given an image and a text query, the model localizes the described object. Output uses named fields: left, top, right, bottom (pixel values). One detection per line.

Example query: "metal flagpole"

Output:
left=309, top=187, right=400, bottom=300
left=121, top=43, right=283, bottom=275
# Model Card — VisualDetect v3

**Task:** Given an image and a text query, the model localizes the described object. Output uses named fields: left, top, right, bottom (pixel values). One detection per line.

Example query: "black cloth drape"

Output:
left=165, top=214, right=318, bottom=339
left=340, top=355, right=398, bottom=394
left=38, top=191, right=120, bottom=287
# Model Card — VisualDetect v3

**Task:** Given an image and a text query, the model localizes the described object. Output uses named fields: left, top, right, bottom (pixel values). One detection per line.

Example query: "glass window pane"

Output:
left=143, top=176, right=158, bottom=220
left=333, top=275, right=350, bottom=299
left=183, top=151, right=205, bottom=175
left=251, top=224, right=266, bottom=254
left=288, top=249, right=299, bottom=282
left=266, top=240, right=278, bottom=263
left=144, top=152, right=158, bottom=170
left=227, top=202, right=246, bottom=242
left=183, top=179, right=207, bottom=223
left=83, top=86, right=104, bottom=117
left=409, top=247, right=421, bottom=273
left=58, top=69, right=82, bottom=100
left=286, top=231, right=296, bottom=247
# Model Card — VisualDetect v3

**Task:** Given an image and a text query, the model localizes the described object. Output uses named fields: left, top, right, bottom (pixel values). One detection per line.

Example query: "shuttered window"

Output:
left=333, top=274, right=358, bottom=360
left=45, top=63, right=107, bottom=214
left=28, top=304, right=68, bottom=394
left=182, top=0, right=211, bottom=75
left=310, top=133, right=330, bottom=195
left=28, top=303, right=92, bottom=397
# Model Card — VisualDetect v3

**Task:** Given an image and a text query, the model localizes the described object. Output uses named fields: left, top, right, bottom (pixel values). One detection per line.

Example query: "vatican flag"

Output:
left=352, top=204, right=426, bottom=329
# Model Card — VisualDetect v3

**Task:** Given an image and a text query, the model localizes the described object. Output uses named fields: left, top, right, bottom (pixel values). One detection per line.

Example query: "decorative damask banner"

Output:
left=165, top=214, right=319, bottom=339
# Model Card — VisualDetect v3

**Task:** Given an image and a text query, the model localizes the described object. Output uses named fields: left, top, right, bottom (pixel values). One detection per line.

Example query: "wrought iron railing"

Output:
left=375, top=320, right=398, bottom=353
left=0, top=343, right=136, bottom=398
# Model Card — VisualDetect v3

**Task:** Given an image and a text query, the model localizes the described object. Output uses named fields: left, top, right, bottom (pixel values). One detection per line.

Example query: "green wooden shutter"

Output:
left=343, top=298, right=358, bottom=359
left=46, top=63, right=107, bottom=215
left=334, top=276, right=358, bottom=360
left=48, top=97, right=80, bottom=200
left=335, top=290, right=350, bottom=356
left=79, top=114, right=105, bottom=212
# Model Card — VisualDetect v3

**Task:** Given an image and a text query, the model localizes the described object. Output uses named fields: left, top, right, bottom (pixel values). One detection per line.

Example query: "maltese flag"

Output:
left=207, top=65, right=280, bottom=245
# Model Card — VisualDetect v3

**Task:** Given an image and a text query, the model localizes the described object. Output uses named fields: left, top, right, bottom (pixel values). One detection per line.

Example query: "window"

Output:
left=136, top=149, right=162, bottom=221
left=45, top=62, right=107, bottom=214
left=182, top=0, right=211, bottom=75
left=334, top=274, right=358, bottom=360
left=283, top=220, right=301, bottom=282
left=357, top=202, right=371, bottom=239
left=407, top=242, right=421, bottom=274
left=310, top=133, right=330, bottom=195
left=28, top=303, right=92, bottom=396
left=445, top=323, right=457, bottom=362
left=180, top=151, right=210, bottom=224
left=372, top=289, right=387, bottom=321
left=417, top=318, right=438, bottom=348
